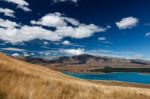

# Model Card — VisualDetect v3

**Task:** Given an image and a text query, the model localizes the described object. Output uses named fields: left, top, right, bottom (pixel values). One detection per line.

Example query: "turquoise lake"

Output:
left=65, top=72, right=150, bottom=84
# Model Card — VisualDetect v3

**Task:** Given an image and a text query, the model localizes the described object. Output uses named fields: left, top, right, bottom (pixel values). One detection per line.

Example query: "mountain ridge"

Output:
left=17, top=54, right=150, bottom=66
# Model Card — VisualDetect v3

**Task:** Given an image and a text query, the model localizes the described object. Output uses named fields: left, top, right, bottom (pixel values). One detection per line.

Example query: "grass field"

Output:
left=0, top=53, right=150, bottom=99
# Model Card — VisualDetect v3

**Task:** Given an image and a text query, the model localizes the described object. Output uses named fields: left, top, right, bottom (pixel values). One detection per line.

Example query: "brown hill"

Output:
left=0, top=53, right=150, bottom=99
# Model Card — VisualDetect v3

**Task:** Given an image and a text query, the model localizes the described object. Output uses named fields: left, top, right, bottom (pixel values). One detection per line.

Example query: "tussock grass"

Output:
left=0, top=53, right=150, bottom=99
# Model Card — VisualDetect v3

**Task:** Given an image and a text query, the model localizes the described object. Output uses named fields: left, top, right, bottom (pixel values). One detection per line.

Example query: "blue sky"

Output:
left=0, top=0, right=150, bottom=60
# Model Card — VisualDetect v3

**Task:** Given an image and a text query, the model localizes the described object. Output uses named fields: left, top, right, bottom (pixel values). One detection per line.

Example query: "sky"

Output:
left=0, top=0, right=150, bottom=60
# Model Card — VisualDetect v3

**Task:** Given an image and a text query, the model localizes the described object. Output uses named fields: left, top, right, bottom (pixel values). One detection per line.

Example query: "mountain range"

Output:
left=15, top=54, right=150, bottom=73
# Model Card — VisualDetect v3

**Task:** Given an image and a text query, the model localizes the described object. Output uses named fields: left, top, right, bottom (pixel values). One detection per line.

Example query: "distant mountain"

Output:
left=17, top=54, right=150, bottom=67
left=49, top=54, right=150, bottom=65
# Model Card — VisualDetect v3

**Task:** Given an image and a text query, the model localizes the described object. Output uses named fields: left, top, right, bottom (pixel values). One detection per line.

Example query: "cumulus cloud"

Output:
left=62, top=48, right=85, bottom=55
left=0, top=12, right=106, bottom=43
left=0, top=8, right=15, bottom=17
left=0, top=25, right=62, bottom=43
left=17, top=5, right=31, bottom=12
left=31, top=12, right=106, bottom=39
left=0, top=18, right=20, bottom=28
left=3, top=0, right=31, bottom=12
left=62, top=40, right=71, bottom=45
left=31, top=12, right=81, bottom=28
left=145, top=32, right=150, bottom=37
left=116, top=17, right=138, bottom=29
left=56, top=24, right=104, bottom=39
left=30, top=12, right=106, bottom=41
left=31, top=13, right=66, bottom=28
left=53, top=0, right=78, bottom=3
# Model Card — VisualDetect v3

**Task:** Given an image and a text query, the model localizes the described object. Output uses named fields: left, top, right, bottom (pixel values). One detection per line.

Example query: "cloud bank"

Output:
left=0, top=12, right=106, bottom=43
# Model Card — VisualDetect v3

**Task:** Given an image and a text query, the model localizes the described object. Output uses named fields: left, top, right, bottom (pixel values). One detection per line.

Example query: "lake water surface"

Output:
left=65, top=72, right=150, bottom=84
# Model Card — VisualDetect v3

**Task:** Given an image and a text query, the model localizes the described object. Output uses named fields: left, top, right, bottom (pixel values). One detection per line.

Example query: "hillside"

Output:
left=0, top=53, right=150, bottom=99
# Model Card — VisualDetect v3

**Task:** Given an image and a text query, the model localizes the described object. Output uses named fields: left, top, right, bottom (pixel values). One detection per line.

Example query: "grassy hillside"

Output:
left=0, top=53, right=150, bottom=99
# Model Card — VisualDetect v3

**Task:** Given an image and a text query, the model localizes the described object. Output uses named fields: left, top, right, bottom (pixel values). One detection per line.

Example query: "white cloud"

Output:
left=145, top=32, right=150, bottom=37
left=53, top=0, right=78, bottom=3
left=17, top=5, right=31, bottom=12
left=62, top=48, right=85, bottom=55
left=31, top=12, right=81, bottom=28
left=31, top=13, right=106, bottom=39
left=3, top=0, right=31, bottom=12
left=0, top=25, right=62, bottom=43
left=12, top=53, right=20, bottom=57
left=62, top=40, right=71, bottom=45
left=43, top=41, right=49, bottom=45
left=30, top=53, right=35, bottom=56
left=106, top=25, right=111, bottom=29
left=116, top=17, right=138, bottom=29
left=0, top=12, right=106, bottom=43
left=98, top=37, right=112, bottom=44
left=23, top=53, right=29, bottom=57
left=98, top=37, right=106, bottom=41
left=30, top=12, right=106, bottom=40
left=2, top=47, right=25, bottom=51
left=0, top=18, right=20, bottom=28
left=31, top=13, right=66, bottom=28
left=56, top=24, right=105, bottom=39
left=0, top=8, right=15, bottom=17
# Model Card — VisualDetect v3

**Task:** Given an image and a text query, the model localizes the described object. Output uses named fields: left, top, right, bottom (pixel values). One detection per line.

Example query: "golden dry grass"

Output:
left=0, top=53, right=150, bottom=99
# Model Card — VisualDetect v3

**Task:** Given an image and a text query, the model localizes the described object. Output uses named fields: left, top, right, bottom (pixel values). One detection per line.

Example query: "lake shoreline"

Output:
left=65, top=73, right=150, bottom=89
left=64, top=72, right=150, bottom=88
left=90, top=80, right=150, bottom=89
left=88, top=67, right=150, bottom=74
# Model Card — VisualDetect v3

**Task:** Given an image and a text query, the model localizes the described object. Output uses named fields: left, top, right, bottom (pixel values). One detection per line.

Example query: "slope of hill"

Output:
left=0, top=53, right=150, bottom=99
